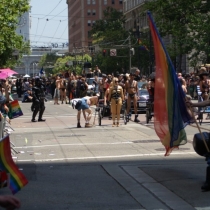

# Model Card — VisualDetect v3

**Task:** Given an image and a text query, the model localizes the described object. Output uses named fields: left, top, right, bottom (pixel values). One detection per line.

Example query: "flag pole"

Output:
left=189, top=106, right=210, bottom=152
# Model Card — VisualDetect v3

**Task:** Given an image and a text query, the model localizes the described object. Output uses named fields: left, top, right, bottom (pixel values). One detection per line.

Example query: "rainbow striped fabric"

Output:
left=0, top=135, right=28, bottom=194
left=9, top=100, right=23, bottom=119
left=147, top=12, right=191, bottom=156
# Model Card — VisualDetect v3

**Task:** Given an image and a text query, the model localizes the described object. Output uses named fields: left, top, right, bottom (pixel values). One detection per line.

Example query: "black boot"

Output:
left=134, top=114, right=140, bottom=123
left=31, top=109, right=39, bottom=122
left=77, top=122, right=81, bottom=128
left=38, top=107, right=45, bottom=122
left=38, top=119, right=46, bottom=122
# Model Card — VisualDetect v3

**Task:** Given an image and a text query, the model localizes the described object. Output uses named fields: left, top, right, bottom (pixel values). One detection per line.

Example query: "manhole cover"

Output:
left=132, top=140, right=160, bottom=143
left=155, top=148, right=190, bottom=151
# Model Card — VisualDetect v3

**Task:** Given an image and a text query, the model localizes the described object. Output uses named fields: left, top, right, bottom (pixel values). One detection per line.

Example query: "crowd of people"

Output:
left=0, top=64, right=207, bottom=127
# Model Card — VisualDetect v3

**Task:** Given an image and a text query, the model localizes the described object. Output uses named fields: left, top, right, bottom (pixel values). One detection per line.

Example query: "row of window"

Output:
left=87, top=0, right=123, bottom=5
left=87, top=20, right=96, bottom=26
left=87, top=9, right=96, bottom=15
left=124, top=0, right=146, bottom=12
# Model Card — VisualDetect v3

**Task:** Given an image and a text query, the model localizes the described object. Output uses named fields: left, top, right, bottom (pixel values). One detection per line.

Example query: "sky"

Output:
left=30, top=0, right=68, bottom=48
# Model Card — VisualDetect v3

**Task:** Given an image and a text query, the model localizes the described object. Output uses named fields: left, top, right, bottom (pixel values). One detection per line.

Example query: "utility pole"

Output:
left=129, top=35, right=131, bottom=73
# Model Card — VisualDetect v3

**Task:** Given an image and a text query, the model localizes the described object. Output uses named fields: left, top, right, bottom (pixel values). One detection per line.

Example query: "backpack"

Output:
left=75, top=100, right=82, bottom=109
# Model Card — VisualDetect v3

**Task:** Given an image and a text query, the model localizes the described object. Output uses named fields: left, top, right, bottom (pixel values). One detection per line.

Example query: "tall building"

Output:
left=16, top=11, right=31, bottom=43
left=66, top=0, right=123, bottom=52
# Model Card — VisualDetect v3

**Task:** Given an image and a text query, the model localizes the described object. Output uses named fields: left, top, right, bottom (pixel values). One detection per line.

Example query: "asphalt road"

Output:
left=1, top=94, right=210, bottom=210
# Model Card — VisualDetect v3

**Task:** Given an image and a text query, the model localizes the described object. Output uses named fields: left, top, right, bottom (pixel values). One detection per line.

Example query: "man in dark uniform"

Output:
left=31, top=78, right=47, bottom=122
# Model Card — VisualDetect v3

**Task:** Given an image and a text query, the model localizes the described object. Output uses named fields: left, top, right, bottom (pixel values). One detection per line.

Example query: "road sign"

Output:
left=110, top=49, right=117, bottom=56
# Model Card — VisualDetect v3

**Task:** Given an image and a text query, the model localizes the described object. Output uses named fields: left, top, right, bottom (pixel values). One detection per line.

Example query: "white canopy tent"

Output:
left=23, top=74, right=30, bottom=78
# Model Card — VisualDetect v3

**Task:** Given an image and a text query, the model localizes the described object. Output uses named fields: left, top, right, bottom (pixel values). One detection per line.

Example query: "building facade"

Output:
left=123, top=0, right=190, bottom=73
left=66, top=0, right=123, bottom=53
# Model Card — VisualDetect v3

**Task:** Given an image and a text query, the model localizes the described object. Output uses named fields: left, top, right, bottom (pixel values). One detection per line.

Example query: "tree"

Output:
left=52, top=54, right=92, bottom=75
left=90, top=7, right=132, bottom=73
left=144, top=0, right=210, bottom=69
left=0, top=0, right=30, bottom=68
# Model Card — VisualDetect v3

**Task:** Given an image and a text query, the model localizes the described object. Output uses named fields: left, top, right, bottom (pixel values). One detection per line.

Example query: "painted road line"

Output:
left=17, top=152, right=197, bottom=162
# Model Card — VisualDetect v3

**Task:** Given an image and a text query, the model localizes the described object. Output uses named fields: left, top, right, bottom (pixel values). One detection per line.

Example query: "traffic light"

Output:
left=102, top=49, right=106, bottom=56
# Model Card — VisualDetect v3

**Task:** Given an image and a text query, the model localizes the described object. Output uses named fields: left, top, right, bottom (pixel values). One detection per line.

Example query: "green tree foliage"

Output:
left=0, top=0, right=30, bottom=68
left=91, top=7, right=132, bottom=73
left=52, top=54, right=92, bottom=75
left=144, top=0, right=210, bottom=68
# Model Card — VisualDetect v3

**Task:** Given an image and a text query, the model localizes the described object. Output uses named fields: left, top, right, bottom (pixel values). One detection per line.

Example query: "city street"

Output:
left=2, top=95, right=210, bottom=210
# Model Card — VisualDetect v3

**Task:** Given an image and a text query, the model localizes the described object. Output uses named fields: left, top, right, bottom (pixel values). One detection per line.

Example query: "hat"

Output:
left=199, top=67, right=208, bottom=76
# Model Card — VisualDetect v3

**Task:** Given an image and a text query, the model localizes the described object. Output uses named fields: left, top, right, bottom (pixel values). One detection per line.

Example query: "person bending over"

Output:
left=74, top=96, right=99, bottom=128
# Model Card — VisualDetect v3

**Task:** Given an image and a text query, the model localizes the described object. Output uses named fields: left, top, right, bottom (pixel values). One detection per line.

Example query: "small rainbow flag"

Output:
left=147, top=12, right=191, bottom=156
left=9, top=100, right=23, bottom=119
left=0, top=135, right=28, bottom=194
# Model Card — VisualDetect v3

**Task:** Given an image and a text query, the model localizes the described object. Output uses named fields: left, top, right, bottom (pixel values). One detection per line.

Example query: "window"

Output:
left=88, top=31, right=91, bottom=38
left=112, top=0, right=115, bottom=4
left=104, top=0, right=107, bottom=5
left=92, top=9, right=96, bottom=15
left=87, top=9, right=91, bottom=15
left=87, top=0, right=90, bottom=5
left=92, top=21, right=95, bottom=26
left=119, top=0, right=122, bottom=4
left=92, top=0, right=96, bottom=4
left=88, top=20, right=91, bottom=26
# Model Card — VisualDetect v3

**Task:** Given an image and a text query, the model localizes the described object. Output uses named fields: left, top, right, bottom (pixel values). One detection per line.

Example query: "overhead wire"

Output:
left=32, top=18, right=40, bottom=42
left=36, top=20, right=48, bottom=43
left=38, top=0, right=63, bottom=19
left=49, top=20, right=62, bottom=43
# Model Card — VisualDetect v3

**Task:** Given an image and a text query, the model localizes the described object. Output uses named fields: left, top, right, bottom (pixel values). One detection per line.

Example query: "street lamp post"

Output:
left=33, top=63, right=38, bottom=77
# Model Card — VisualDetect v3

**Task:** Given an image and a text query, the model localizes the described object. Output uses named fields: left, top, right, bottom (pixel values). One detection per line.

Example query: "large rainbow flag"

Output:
left=0, top=135, right=28, bottom=194
left=147, top=12, right=191, bottom=156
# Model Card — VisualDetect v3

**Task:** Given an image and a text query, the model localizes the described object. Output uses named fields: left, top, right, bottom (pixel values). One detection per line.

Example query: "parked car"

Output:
left=130, top=89, right=149, bottom=113
left=137, top=81, right=147, bottom=90
left=86, top=77, right=102, bottom=96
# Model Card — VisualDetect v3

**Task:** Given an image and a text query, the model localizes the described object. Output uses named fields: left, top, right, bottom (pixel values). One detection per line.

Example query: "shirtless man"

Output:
left=73, top=96, right=99, bottom=128
left=60, top=77, right=67, bottom=104
left=54, top=76, right=61, bottom=105
left=124, top=73, right=140, bottom=122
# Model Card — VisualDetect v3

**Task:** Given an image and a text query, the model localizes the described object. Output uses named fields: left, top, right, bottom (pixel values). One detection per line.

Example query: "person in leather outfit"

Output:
left=108, top=78, right=124, bottom=127
left=31, top=78, right=47, bottom=122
